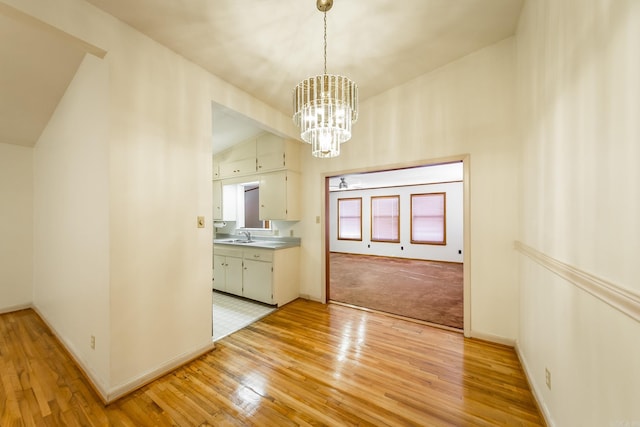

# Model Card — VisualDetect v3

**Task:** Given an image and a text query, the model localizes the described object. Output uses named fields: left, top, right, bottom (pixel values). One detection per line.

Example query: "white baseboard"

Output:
left=31, top=305, right=111, bottom=402
left=107, top=341, right=216, bottom=403
left=298, top=294, right=324, bottom=303
left=468, top=330, right=515, bottom=347
left=515, top=340, right=554, bottom=427
left=0, top=303, right=32, bottom=315
left=31, top=305, right=216, bottom=404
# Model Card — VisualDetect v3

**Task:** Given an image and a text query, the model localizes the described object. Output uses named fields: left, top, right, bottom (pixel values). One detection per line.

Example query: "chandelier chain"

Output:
left=323, top=11, right=327, bottom=75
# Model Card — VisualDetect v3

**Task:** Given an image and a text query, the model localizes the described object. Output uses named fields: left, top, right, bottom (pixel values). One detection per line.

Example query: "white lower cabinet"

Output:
left=212, top=247, right=243, bottom=293
left=243, top=259, right=273, bottom=304
left=213, top=245, right=299, bottom=306
left=223, top=257, right=243, bottom=295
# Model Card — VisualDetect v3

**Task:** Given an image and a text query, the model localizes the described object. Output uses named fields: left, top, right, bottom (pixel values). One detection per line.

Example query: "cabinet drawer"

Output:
left=243, top=248, right=273, bottom=262
left=214, top=245, right=244, bottom=257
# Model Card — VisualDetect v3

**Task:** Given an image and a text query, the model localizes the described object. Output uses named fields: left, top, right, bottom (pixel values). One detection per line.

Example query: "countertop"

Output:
left=213, top=235, right=300, bottom=250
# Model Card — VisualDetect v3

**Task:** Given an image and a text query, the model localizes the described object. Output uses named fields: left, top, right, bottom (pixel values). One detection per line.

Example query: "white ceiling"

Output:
left=0, top=8, right=86, bottom=147
left=328, top=161, right=463, bottom=191
left=86, top=0, right=523, bottom=116
left=1, top=0, right=523, bottom=149
left=211, top=103, right=266, bottom=154
left=86, top=0, right=524, bottom=148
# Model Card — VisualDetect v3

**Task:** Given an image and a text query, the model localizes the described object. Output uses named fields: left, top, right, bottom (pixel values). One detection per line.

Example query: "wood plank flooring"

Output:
left=1, top=300, right=545, bottom=426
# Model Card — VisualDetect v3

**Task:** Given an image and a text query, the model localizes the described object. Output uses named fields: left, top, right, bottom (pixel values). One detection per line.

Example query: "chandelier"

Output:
left=292, top=0, right=358, bottom=158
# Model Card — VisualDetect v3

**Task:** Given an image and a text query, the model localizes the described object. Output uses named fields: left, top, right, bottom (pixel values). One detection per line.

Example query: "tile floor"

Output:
left=212, top=291, right=276, bottom=341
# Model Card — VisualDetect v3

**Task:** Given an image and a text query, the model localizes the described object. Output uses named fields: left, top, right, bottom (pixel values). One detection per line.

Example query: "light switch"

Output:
left=197, top=216, right=205, bottom=228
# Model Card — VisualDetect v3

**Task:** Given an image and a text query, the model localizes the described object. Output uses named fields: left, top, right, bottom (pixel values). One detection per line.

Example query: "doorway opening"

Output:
left=326, top=160, right=467, bottom=331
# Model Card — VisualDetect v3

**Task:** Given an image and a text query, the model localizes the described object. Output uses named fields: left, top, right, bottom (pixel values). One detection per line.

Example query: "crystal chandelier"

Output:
left=292, top=0, right=358, bottom=158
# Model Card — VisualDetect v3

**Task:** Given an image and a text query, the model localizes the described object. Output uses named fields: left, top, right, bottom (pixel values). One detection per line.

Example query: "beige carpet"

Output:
left=329, top=252, right=463, bottom=329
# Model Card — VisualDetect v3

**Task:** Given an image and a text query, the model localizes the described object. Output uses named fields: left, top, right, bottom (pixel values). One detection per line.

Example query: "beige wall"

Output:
left=298, top=37, right=520, bottom=341
left=0, top=143, right=33, bottom=313
left=516, top=0, right=640, bottom=424
left=33, top=53, right=111, bottom=389
left=105, top=10, right=216, bottom=390
left=2, top=0, right=293, bottom=399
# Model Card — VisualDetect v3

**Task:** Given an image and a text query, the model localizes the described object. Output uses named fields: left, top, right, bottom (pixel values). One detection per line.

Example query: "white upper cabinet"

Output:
left=259, top=170, right=300, bottom=221
left=213, top=132, right=301, bottom=222
left=212, top=180, right=222, bottom=220
left=212, top=156, right=220, bottom=179
left=215, top=133, right=300, bottom=180
left=217, top=137, right=257, bottom=179
left=219, top=157, right=256, bottom=178
left=256, top=133, right=300, bottom=173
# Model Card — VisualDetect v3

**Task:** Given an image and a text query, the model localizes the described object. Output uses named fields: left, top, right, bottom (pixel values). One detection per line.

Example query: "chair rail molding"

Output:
left=515, top=241, right=640, bottom=323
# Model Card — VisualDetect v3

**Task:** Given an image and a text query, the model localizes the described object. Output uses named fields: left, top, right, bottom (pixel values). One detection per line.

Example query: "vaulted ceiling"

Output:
left=0, top=6, right=86, bottom=147
left=0, top=0, right=523, bottom=149
left=85, top=0, right=524, bottom=152
left=86, top=0, right=523, bottom=116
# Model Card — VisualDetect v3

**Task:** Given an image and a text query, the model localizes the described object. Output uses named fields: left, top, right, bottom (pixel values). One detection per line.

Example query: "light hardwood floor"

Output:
left=1, top=300, right=545, bottom=426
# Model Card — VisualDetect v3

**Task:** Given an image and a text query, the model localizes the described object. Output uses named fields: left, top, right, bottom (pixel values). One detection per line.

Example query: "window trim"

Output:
left=410, top=192, right=447, bottom=245
left=337, top=197, right=362, bottom=241
left=370, top=195, right=400, bottom=243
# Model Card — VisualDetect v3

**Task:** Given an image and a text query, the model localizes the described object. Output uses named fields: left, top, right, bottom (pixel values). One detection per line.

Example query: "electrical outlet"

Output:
left=545, top=368, right=551, bottom=389
left=90, top=335, right=96, bottom=350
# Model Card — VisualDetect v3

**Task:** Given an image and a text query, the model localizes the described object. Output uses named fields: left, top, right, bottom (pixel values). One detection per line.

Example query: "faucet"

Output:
left=241, top=231, right=252, bottom=241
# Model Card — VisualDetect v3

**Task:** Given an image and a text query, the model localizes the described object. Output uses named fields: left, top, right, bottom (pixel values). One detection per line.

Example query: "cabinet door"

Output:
left=259, top=171, right=300, bottom=220
left=219, top=157, right=256, bottom=178
left=243, top=259, right=273, bottom=304
left=225, top=257, right=244, bottom=296
left=212, top=157, right=220, bottom=179
left=212, top=254, right=226, bottom=291
left=256, top=133, right=285, bottom=172
left=212, top=180, right=222, bottom=220
left=259, top=171, right=287, bottom=220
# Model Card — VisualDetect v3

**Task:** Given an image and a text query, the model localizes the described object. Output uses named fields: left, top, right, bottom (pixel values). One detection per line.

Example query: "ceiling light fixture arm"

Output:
left=318, top=0, right=332, bottom=75
left=323, top=10, right=327, bottom=75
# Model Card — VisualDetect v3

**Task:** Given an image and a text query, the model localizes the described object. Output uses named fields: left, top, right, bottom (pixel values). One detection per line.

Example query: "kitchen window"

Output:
left=371, top=196, right=400, bottom=243
left=338, top=198, right=362, bottom=241
left=411, top=192, right=446, bottom=245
